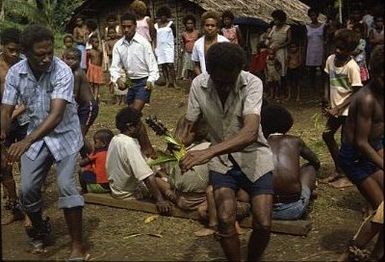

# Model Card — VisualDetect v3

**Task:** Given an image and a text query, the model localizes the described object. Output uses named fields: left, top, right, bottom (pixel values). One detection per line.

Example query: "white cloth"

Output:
left=191, top=35, right=229, bottom=74
left=109, top=33, right=159, bottom=83
left=106, top=134, right=153, bottom=199
left=154, top=21, right=174, bottom=64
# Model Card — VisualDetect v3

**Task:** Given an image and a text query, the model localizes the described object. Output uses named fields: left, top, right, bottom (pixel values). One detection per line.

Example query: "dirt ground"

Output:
left=1, top=81, right=370, bottom=261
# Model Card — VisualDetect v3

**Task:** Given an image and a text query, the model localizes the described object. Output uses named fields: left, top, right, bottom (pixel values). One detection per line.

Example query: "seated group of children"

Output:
left=78, top=103, right=321, bottom=235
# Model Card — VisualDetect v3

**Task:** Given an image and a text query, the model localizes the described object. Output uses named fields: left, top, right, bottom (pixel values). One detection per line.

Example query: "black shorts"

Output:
left=209, top=167, right=274, bottom=197
left=78, top=100, right=99, bottom=128
left=287, top=67, right=301, bottom=82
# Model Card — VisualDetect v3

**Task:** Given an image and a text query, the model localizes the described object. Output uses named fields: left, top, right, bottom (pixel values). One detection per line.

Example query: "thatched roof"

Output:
left=187, top=0, right=317, bottom=24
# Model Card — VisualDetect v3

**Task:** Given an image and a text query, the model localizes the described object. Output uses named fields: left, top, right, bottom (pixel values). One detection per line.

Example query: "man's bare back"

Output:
left=343, top=84, right=384, bottom=144
left=268, top=134, right=320, bottom=195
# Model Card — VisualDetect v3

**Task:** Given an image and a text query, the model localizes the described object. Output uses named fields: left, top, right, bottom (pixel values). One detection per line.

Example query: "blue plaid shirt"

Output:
left=2, top=57, right=83, bottom=161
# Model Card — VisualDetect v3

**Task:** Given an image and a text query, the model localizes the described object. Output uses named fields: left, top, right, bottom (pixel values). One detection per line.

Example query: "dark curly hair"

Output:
left=261, top=104, right=293, bottom=138
left=206, top=42, right=245, bottom=73
left=222, top=10, right=235, bottom=21
left=334, top=28, right=360, bottom=52
left=63, top=47, right=82, bottom=61
left=201, top=11, right=220, bottom=26
left=20, top=25, right=53, bottom=52
left=369, top=45, right=384, bottom=77
left=271, top=9, right=287, bottom=22
left=116, top=107, right=142, bottom=133
left=94, top=129, right=114, bottom=149
left=156, top=6, right=171, bottom=18
left=307, top=8, right=320, bottom=17
left=0, top=27, right=21, bottom=45
left=183, top=14, right=196, bottom=26
left=121, top=12, right=137, bottom=24
left=86, top=20, right=98, bottom=31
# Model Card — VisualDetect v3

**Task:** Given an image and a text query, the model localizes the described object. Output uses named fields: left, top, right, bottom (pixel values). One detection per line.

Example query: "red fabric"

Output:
left=182, top=30, right=199, bottom=53
left=86, top=150, right=108, bottom=184
left=87, top=62, right=104, bottom=84
left=250, top=50, right=269, bottom=74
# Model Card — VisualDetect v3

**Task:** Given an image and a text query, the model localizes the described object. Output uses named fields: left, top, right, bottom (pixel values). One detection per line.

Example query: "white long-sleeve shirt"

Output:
left=109, top=33, right=159, bottom=83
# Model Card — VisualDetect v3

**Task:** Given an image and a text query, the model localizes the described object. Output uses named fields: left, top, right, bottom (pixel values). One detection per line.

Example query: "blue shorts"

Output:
left=339, top=140, right=383, bottom=184
left=78, top=100, right=99, bottom=128
left=126, top=77, right=150, bottom=105
left=209, top=168, right=274, bottom=197
left=272, top=186, right=311, bottom=220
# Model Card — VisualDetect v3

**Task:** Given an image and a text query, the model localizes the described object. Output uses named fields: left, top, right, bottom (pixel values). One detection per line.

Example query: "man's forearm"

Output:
left=357, top=142, right=384, bottom=170
left=144, top=175, right=165, bottom=202
left=1, top=105, right=14, bottom=139
left=24, top=109, right=63, bottom=144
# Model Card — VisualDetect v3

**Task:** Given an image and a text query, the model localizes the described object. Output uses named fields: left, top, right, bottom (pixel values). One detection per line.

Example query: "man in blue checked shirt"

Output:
left=1, top=25, right=87, bottom=260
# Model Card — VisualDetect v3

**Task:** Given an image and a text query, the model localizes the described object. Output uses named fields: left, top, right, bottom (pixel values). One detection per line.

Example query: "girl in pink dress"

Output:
left=130, top=0, right=156, bottom=45
left=221, top=10, right=243, bottom=46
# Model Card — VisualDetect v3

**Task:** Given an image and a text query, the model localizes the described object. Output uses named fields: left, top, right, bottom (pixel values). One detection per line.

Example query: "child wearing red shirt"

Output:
left=79, top=129, right=114, bottom=193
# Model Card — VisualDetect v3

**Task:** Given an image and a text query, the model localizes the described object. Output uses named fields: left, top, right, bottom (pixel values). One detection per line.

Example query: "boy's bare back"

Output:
left=74, top=68, right=94, bottom=104
left=268, top=135, right=319, bottom=195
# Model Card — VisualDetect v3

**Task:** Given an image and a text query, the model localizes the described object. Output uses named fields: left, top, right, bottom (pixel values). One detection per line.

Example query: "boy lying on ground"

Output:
left=261, top=104, right=320, bottom=220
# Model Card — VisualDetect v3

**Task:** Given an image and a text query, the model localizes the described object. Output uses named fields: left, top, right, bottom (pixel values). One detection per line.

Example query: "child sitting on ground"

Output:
left=63, top=47, right=99, bottom=156
left=261, top=104, right=320, bottom=220
left=286, top=42, right=302, bottom=101
left=87, top=35, right=104, bottom=101
left=79, top=129, right=114, bottom=194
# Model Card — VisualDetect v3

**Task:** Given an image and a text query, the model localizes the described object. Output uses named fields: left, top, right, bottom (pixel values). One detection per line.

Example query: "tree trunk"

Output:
left=0, top=0, right=5, bottom=21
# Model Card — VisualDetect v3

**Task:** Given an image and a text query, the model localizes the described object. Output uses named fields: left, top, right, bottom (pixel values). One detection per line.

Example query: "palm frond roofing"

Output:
left=186, top=0, right=324, bottom=24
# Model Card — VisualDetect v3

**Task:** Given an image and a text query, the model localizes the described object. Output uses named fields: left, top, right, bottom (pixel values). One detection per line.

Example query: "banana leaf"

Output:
left=148, top=152, right=177, bottom=167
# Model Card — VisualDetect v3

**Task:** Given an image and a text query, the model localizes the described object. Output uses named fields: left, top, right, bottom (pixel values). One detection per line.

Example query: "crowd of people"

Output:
left=0, top=0, right=384, bottom=261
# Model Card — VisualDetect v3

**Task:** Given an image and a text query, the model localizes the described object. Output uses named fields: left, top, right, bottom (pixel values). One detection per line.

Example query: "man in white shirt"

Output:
left=191, top=11, right=229, bottom=75
left=109, top=12, right=159, bottom=158
left=106, top=107, right=173, bottom=214
left=109, top=12, right=159, bottom=111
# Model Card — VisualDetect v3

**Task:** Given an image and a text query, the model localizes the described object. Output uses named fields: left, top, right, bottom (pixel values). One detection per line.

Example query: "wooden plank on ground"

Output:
left=84, top=193, right=312, bottom=236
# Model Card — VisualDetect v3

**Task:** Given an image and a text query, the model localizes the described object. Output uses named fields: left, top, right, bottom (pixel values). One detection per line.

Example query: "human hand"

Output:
left=116, top=78, right=127, bottom=90
left=7, top=139, right=32, bottom=163
left=179, top=149, right=213, bottom=173
left=156, top=200, right=173, bottom=215
left=325, top=107, right=339, bottom=117
left=145, top=81, right=153, bottom=91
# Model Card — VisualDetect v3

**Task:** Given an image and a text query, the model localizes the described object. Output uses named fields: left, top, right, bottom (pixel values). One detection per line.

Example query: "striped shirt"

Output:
left=2, top=57, right=83, bottom=161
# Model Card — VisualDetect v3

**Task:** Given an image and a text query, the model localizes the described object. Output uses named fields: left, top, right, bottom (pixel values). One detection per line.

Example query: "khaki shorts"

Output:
left=372, top=201, right=384, bottom=224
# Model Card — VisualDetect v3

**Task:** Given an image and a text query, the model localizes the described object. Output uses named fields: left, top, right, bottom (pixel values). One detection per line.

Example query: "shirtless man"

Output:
left=73, top=16, right=88, bottom=70
left=338, top=45, right=384, bottom=261
left=0, top=28, right=28, bottom=225
left=63, top=47, right=98, bottom=156
left=261, top=104, right=320, bottom=220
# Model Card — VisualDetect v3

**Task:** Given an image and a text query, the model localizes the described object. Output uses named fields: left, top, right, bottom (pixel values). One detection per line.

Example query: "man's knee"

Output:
left=217, top=212, right=237, bottom=232
left=252, top=214, right=272, bottom=230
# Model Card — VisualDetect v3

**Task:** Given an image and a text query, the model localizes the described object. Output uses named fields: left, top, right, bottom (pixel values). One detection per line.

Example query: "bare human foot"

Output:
left=235, top=221, right=248, bottom=235
left=193, top=227, right=216, bottom=237
left=328, top=177, right=353, bottom=188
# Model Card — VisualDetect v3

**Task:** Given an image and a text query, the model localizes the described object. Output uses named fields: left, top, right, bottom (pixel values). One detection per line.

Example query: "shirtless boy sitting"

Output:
left=261, top=104, right=320, bottom=220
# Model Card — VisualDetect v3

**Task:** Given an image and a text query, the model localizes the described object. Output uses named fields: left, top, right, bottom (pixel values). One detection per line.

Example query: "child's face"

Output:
left=1, top=42, right=21, bottom=65
left=107, top=19, right=116, bottom=28
left=108, top=29, right=117, bottom=39
left=91, top=38, right=99, bottom=48
left=63, top=51, right=79, bottom=70
left=203, top=18, right=218, bottom=37
left=223, top=17, right=232, bottom=27
left=309, top=12, right=318, bottom=23
left=76, top=18, right=84, bottom=26
left=335, top=41, right=352, bottom=60
left=185, top=20, right=195, bottom=30
left=64, top=37, right=73, bottom=48
left=94, top=138, right=105, bottom=149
